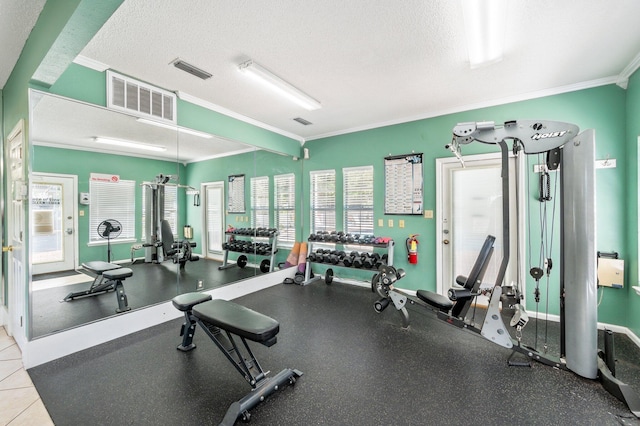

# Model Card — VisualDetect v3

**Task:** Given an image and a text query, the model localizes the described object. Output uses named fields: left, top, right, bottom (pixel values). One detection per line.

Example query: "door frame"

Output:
left=31, top=172, right=79, bottom=274
left=201, top=181, right=225, bottom=259
left=435, top=152, right=526, bottom=303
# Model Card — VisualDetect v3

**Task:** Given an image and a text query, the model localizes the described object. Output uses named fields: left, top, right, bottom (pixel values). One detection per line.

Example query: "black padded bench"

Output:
left=172, top=293, right=303, bottom=425
left=64, top=261, right=132, bottom=313
left=416, top=235, right=495, bottom=319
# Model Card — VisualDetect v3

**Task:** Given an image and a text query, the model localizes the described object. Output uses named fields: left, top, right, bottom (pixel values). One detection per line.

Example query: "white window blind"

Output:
left=274, top=173, right=295, bottom=244
left=251, top=176, right=270, bottom=228
left=344, top=166, right=374, bottom=235
left=89, top=179, right=136, bottom=242
left=141, top=185, right=178, bottom=240
left=310, top=170, right=336, bottom=234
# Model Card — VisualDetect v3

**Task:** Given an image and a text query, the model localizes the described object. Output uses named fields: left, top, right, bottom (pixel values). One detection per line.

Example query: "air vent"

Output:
left=293, top=117, right=313, bottom=126
left=172, top=58, right=212, bottom=80
left=107, top=71, right=176, bottom=124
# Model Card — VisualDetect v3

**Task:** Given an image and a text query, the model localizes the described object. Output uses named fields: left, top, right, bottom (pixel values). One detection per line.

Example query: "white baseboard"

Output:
left=22, top=268, right=295, bottom=369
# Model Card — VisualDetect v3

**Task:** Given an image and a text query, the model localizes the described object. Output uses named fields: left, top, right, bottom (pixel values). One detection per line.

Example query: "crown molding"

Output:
left=72, top=54, right=109, bottom=72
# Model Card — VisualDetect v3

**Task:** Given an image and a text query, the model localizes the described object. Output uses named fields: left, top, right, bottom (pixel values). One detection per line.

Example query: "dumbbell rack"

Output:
left=219, top=228, right=279, bottom=273
left=302, top=238, right=394, bottom=285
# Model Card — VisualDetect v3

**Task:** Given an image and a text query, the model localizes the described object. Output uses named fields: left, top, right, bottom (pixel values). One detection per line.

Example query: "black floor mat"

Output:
left=29, top=282, right=640, bottom=426
left=31, top=258, right=258, bottom=337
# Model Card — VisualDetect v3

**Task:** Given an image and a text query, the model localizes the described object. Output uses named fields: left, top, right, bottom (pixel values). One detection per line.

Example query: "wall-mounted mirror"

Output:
left=28, top=91, right=300, bottom=338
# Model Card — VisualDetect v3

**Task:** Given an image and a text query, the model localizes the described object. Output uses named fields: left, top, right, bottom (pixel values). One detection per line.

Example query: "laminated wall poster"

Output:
left=384, top=153, right=423, bottom=215
left=227, top=174, right=245, bottom=213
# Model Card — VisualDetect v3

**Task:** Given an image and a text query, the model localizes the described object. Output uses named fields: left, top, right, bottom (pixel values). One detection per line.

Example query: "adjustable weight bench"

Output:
left=63, top=261, right=132, bottom=313
left=172, top=292, right=303, bottom=426
left=416, top=235, right=496, bottom=321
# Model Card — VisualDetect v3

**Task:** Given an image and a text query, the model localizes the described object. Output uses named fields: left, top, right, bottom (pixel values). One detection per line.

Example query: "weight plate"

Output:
left=237, top=255, right=248, bottom=268
left=260, top=259, right=271, bottom=273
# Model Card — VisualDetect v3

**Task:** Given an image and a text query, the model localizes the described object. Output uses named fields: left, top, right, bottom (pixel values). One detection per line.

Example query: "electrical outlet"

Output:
left=424, top=210, right=433, bottom=219
left=79, top=210, right=85, bottom=216
left=388, top=219, right=394, bottom=228
left=399, top=220, right=405, bottom=228
left=197, top=280, right=204, bottom=289
left=378, top=219, right=384, bottom=227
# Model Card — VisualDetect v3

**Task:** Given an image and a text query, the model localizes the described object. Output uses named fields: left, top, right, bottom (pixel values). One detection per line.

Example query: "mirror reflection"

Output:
left=28, top=91, right=301, bottom=338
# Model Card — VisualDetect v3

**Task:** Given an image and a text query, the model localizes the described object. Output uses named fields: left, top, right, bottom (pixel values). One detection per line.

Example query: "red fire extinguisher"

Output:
left=406, top=234, right=419, bottom=264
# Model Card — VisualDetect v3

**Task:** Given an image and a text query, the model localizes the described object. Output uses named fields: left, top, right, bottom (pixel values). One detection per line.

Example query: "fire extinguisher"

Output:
left=406, top=234, right=419, bottom=264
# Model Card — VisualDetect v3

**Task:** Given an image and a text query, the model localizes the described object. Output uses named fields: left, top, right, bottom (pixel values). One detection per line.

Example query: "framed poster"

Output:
left=227, top=174, right=245, bottom=213
left=384, top=153, right=423, bottom=215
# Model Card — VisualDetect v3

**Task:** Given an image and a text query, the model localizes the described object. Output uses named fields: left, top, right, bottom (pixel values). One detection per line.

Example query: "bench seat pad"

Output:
left=172, top=292, right=213, bottom=311
left=416, top=290, right=454, bottom=312
left=102, top=267, right=133, bottom=280
left=82, top=261, right=121, bottom=274
left=193, top=300, right=279, bottom=343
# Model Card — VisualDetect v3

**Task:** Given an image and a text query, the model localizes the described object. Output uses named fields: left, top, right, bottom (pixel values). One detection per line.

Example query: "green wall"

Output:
left=626, top=69, right=640, bottom=337
left=32, top=146, right=184, bottom=264
left=185, top=149, right=303, bottom=267
left=305, top=85, right=629, bottom=325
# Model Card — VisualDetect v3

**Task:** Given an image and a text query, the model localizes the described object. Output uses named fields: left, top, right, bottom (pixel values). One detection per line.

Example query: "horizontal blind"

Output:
left=344, top=166, right=374, bottom=235
left=310, top=169, right=336, bottom=233
left=251, top=176, right=270, bottom=228
left=89, top=179, right=136, bottom=242
left=274, top=173, right=295, bottom=243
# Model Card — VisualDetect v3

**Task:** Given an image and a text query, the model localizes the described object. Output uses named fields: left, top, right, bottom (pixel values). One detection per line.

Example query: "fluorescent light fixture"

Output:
left=238, top=59, right=321, bottom=111
left=461, top=0, right=507, bottom=68
left=136, top=118, right=213, bottom=139
left=94, top=137, right=167, bottom=152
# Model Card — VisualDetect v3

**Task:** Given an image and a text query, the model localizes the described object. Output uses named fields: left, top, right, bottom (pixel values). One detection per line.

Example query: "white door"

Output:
left=436, top=153, right=521, bottom=305
left=31, top=173, right=77, bottom=274
left=5, top=121, right=27, bottom=345
left=203, top=182, right=224, bottom=256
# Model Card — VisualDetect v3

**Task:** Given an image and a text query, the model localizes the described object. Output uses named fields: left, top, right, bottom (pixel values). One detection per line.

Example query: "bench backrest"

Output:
left=451, top=235, right=496, bottom=318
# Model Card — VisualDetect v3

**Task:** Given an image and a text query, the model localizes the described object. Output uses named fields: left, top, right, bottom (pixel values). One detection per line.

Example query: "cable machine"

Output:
left=133, top=174, right=200, bottom=265
left=373, top=120, right=639, bottom=416
left=448, top=119, right=639, bottom=416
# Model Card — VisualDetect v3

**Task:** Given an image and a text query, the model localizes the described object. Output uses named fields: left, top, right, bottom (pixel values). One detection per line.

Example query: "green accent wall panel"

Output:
left=305, top=85, right=628, bottom=325
left=626, top=69, right=640, bottom=337
left=33, top=145, right=183, bottom=264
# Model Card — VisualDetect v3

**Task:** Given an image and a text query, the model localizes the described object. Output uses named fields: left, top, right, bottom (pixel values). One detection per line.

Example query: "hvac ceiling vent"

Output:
left=172, top=58, right=212, bottom=80
left=293, top=117, right=313, bottom=126
left=107, top=70, right=176, bottom=124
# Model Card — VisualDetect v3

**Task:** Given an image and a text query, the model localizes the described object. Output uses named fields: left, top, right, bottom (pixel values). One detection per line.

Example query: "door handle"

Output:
left=2, top=246, right=13, bottom=252
left=443, top=239, right=449, bottom=245
left=66, top=228, right=73, bottom=235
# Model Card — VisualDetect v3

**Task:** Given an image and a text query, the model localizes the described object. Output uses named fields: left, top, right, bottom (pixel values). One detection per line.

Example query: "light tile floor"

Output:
left=0, top=326, right=54, bottom=426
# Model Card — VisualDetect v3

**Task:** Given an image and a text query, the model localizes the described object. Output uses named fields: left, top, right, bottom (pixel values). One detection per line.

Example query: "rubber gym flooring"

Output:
left=31, top=258, right=257, bottom=337
left=29, top=281, right=640, bottom=425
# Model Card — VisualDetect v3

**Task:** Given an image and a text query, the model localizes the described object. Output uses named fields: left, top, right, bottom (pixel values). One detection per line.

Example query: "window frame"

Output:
left=250, top=175, right=270, bottom=229
left=309, top=169, right=336, bottom=234
left=88, top=179, right=136, bottom=245
left=343, top=165, right=374, bottom=236
left=274, top=173, right=296, bottom=246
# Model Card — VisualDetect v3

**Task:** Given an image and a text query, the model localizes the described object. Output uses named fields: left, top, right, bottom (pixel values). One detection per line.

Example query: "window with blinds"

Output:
left=141, top=185, right=178, bottom=240
left=344, top=166, right=374, bottom=235
left=310, top=170, right=336, bottom=234
left=251, top=176, right=270, bottom=228
left=89, top=179, right=136, bottom=243
left=274, top=173, right=296, bottom=244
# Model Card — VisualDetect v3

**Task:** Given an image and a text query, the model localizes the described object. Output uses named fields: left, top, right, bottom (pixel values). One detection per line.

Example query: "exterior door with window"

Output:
left=203, top=182, right=224, bottom=256
left=31, top=173, right=77, bottom=274
left=436, top=153, right=520, bottom=304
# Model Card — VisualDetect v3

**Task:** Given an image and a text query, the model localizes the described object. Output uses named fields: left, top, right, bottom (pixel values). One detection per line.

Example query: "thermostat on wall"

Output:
left=79, top=192, right=90, bottom=205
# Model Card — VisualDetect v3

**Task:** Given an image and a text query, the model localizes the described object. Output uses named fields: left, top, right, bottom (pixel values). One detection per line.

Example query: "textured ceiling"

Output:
left=78, top=0, right=640, bottom=141
left=0, top=0, right=46, bottom=87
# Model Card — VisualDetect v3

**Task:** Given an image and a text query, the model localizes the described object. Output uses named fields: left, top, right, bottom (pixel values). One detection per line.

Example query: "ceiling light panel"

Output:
left=238, top=59, right=321, bottom=111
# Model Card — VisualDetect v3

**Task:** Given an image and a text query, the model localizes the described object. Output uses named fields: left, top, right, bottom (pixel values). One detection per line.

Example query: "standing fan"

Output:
left=97, top=219, right=122, bottom=263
